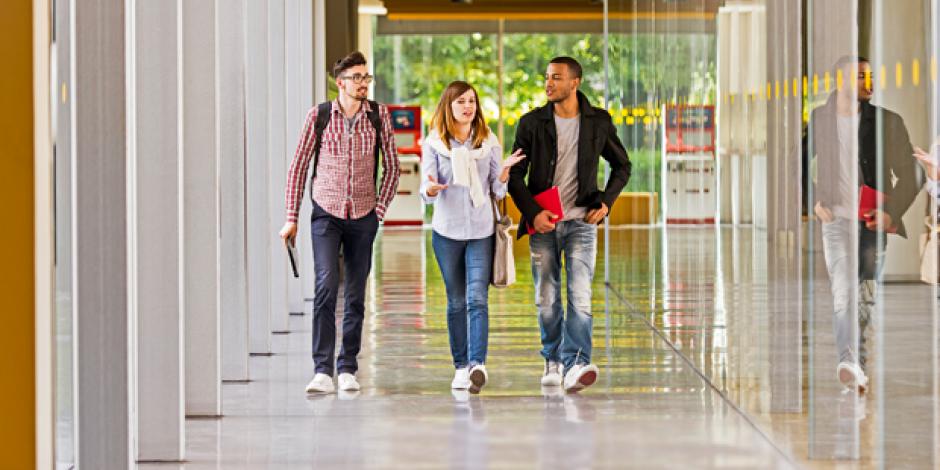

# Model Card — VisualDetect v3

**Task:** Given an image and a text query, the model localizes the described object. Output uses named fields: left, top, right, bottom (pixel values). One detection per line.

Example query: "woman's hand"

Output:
left=499, top=149, right=526, bottom=183
left=426, top=174, right=448, bottom=197
left=914, top=146, right=940, bottom=181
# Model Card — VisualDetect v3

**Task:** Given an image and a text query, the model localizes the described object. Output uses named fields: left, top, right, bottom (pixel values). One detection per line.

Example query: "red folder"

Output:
left=858, top=185, right=886, bottom=220
left=858, top=185, right=897, bottom=233
left=526, top=186, right=564, bottom=235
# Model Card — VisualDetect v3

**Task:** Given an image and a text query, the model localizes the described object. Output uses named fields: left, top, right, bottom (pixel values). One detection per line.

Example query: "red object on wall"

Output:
left=664, top=105, right=716, bottom=154
left=387, top=105, right=422, bottom=156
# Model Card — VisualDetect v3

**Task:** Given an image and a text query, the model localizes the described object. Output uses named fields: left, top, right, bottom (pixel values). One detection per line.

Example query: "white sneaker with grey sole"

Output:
left=305, top=373, right=335, bottom=394
left=452, top=368, right=471, bottom=390
left=337, top=372, right=360, bottom=392
left=541, top=360, right=563, bottom=387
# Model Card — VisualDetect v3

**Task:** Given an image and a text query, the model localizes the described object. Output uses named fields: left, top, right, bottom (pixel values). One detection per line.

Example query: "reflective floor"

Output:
left=138, top=226, right=938, bottom=469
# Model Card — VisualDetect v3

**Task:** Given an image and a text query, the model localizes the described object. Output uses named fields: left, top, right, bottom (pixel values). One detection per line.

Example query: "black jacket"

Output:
left=802, top=94, right=919, bottom=237
left=509, top=91, right=631, bottom=239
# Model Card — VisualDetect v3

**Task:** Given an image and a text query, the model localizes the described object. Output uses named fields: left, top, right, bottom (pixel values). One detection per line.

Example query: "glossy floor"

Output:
left=137, top=226, right=938, bottom=469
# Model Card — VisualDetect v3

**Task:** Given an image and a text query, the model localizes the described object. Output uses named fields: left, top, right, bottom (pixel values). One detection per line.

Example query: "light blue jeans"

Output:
left=821, top=218, right=885, bottom=370
left=529, top=219, right=598, bottom=372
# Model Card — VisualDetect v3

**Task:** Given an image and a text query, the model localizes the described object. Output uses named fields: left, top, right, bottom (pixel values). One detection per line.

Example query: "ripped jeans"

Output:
left=529, top=219, right=598, bottom=372
left=821, top=218, right=886, bottom=371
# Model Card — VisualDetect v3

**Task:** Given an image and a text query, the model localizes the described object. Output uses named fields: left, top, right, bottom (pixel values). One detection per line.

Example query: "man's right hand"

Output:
left=279, top=222, right=297, bottom=244
left=814, top=202, right=834, bottom=223
left=532, top=210, right=558, bottom=233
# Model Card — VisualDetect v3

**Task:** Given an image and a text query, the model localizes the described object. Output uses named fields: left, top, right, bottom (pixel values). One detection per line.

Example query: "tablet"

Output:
left=286, top=238, right=300, bottom=278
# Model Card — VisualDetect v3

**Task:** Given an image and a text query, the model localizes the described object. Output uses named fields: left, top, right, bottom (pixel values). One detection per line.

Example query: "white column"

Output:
left=285, top=0, right=307, bottom=316
left=314, top=0, right=327, bottom=104
left=218, top=0, right=251, bottom=381
left=246, top=0, right=273, bottom=354
left=182, top=0, right=222, bottom=416
left=268, top=0, right=291, bottom=333
left=299, top=0, right=317, bottom=305
left=73, top=0, right=131, bottom=467
left=128, top=0, right=184, bottom=460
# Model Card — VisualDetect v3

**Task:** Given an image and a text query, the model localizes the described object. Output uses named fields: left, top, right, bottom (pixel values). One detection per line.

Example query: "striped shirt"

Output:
left=285, top=99, right=400, bottom=223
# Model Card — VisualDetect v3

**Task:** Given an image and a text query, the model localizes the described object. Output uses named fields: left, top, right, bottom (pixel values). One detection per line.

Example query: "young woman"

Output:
left=421, top=81, right=525, bottom=394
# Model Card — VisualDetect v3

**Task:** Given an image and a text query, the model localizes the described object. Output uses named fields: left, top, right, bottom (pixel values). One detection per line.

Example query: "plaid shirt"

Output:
left=285, top=100, right=400, bottom=223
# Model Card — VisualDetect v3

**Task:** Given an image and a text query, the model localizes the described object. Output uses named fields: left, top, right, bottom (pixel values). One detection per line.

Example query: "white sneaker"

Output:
left=451, top=368, right=471, bottom=390
left=305, top=373, right=334, bottom=394
left=451, top=389, right=470, bottom=402
left=837, top=362, right=868, bottom=394
left=337, top=372, right=360, bottom=392
left=468, top=365, right=488, bottom=394
left=564, top=363, right=599, bottom=394
left=541, top=360, right=563, bottom=386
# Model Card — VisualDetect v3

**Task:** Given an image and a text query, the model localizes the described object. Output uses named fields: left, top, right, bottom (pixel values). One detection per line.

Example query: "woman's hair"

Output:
left=430, top=81, right=490, bottom=150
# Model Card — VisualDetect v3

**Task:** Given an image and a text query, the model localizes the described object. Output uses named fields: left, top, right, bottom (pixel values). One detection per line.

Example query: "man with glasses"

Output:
left=281, top=51, right=400, bottom=394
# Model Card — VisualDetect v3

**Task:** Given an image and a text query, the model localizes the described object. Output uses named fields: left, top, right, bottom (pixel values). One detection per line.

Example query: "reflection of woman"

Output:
left=421, top=81, right=524, bottom=394
left=914, top=141, right=940, bottom=197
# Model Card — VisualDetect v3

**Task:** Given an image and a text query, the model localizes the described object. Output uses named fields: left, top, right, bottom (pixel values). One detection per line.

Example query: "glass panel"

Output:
left=871, top=0, right=938, bottom=466
left=53, top=0, right=75, bottom=467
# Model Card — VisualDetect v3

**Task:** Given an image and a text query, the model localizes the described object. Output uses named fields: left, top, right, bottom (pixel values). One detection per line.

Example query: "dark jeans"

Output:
left=310, top=201, right=378, bottom=375
left=431, top=231, right=493, bottom=369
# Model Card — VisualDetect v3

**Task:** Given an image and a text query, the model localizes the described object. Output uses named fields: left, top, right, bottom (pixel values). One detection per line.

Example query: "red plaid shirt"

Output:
left=285, top=100, right=400, bottom=223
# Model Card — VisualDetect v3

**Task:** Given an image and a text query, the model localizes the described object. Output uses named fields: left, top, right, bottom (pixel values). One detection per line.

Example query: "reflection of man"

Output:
left=804, top=56, right=919, bottom=393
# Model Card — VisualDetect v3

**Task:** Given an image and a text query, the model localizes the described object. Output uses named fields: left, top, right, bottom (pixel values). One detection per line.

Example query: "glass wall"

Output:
left=373, top=1, right=938, bottom=466
left=52, top=0, right=75, bottom=467
left=372, top=25, right=716, bottom=198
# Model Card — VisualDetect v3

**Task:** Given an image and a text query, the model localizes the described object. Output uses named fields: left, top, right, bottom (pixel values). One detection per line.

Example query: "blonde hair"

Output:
left=430, top=81, right=490, bottom=150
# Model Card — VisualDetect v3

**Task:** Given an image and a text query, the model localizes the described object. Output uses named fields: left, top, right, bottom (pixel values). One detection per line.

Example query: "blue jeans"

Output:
left=310, top=201, right=379, bottom=375
left=529, top=219, right=598, bottom=372
left=432, top=231, right=493, bottom=369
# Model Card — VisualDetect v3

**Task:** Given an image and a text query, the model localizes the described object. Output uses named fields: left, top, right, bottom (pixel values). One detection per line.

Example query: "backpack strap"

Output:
left=365, top=100, right=382, bottom=184
left=310, top=101, right=333, bottom=180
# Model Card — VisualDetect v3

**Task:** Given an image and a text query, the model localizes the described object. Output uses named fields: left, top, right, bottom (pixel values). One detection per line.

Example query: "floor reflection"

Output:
left=134, top=225, right=938, bottom=469
left=606, top=225, right=939, bottom=469
left=138, top=227, right=796, bottom=469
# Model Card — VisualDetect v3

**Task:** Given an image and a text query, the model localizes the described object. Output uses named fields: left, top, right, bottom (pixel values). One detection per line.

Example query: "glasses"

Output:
left=340, top=73, right=374, bottom=84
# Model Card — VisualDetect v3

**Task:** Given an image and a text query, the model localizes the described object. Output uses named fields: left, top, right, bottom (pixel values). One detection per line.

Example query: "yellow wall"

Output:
left=505, top=192, right=658, bottom=226
left=0, top=1, right=36, bottom=467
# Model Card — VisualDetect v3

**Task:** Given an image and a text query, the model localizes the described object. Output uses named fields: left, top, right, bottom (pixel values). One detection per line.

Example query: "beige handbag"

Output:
left=491, top=197, right=516, bottom=288
left=920, top=216, right=939, bottom=284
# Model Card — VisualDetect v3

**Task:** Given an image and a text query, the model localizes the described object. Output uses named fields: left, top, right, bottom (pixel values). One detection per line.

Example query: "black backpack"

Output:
left=309, top=100, right=383, bottom=201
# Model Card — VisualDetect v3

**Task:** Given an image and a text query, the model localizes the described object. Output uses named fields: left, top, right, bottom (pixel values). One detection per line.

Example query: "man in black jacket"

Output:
left=509, top=57, right=631, bottom=393
left=804, top=56, right=919, bottom=394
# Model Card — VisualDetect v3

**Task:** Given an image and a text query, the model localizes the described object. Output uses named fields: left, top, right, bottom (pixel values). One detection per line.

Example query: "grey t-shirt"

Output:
left=553, top=114, right=586, bottom=221
left=834, top=113, right=860, bottom=220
